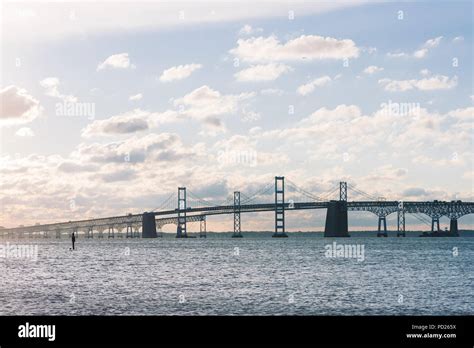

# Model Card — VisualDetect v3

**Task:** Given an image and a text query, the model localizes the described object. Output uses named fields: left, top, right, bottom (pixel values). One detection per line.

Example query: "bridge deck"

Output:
left=1, top=201, right=472, bottom=234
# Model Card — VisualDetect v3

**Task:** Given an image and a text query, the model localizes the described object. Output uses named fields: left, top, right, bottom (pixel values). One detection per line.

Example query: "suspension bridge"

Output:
left=1, top=177, right=472, bottom=239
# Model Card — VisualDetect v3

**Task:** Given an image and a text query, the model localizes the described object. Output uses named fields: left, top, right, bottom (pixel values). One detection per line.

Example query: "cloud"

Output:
left=423, top=36, right=443, bottom=49
left=447, top=106, right=474, bottom=121
left=402, top=187, right=427, bottom=197
left=129, top=93, right=143, bottom=101
left=82, top=109, right=150, bottom=137
left=159, top=63, right=202, bottom=82
left=172, top=85, right=254, bottom=132
left=378, top=75, right=458, bottom=92
left=15, top=127, right=35, bottom=137
left=3, top=2, right=367, bottom=44
left=39, top=77, right=77, bottom=102
left=57, top=162, right=98, bottom=173
left=230, top=34, right=359, bottom=63
left=238, top=24, right=263, bottom=36
left=453, top=36, right=464, bottom=43
left=388, top=36, right=443, bottom=59
left=420, top=69, right=431, bottom=76
left=297, top=76, right=331, bottom=96
left=75, top=133, right=200, bottom=166
left=97, top=53, right=135, bottom=71
left=386, top=52, right=407, bottom=58
left=100, top=168, right=137, bottom=183
left=0, top=86, right=42, bottom=126
left=234, top=63, right=292, bottom=82
left=363, top=65, right=384, bottom=74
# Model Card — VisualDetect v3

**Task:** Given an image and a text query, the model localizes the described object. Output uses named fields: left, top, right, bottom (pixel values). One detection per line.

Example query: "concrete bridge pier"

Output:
left=142, top=212, right=157, bottom=238
left=324, top=200, right=349, bottom=237
left=450, top=218, right=459, bottom=235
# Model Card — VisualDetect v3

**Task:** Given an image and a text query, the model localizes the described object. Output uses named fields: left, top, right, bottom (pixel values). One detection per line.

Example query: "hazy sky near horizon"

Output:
left=1, top=0, right=473, bottom=231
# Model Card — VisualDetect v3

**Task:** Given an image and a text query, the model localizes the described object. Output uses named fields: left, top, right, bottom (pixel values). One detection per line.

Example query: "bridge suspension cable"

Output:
left=412, top=213, right=432, bottom=227
left=151, top=192, right=176, bottom=212
left=347, top=184, right=382, bottom=201
left=240, top=182, right=275, bottom=205
left=285, top=179, right=326, bottom=202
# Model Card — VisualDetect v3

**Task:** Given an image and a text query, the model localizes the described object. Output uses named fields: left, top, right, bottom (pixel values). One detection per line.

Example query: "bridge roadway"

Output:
left=1, top=200, right=473, bottom=237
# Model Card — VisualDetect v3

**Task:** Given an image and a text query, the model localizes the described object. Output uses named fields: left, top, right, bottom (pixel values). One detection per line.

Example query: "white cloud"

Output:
left=97, top=53, right=135, bottom=71
left=81, top=109, right=150, bottom=137
left=3, top=2, right=367, bottom=44
left=230, top=34, right=359, bottom=63
left=172, top=85, right=255, bottom=133
left=423, top=36, right=443, bottom=48
left=447, top=106, right=474, bottom=121
left=453, top=36, right=464, bottom=43
left=386, top=52, right=407, bottom=58
left=420, top=69, right=431, bottom=76
left=159, top=63, right=202, bottom=82
left=238, top=24, right=263, bottom=36
left=297, top=76, right=331, bottom=96
left=234, top=63, right=292, bottom=82
left=0, top=86, right=42, bottom=126
left=39, top=77, right=77, bottom=102
left=388, top=36, right=443, bottom=59
left=363, top=65, right=384, bottom=74
left=129, top=93, right=143, bottom=101
left=378, top=75, right=458, bottom=92
left=413, top=49, right=428, bottom=58
left=15, top=127, right=35, bottom=137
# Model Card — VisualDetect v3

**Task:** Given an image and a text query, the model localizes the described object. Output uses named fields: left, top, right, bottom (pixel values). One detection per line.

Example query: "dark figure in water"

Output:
left=71, top=232, right=76, bottom=250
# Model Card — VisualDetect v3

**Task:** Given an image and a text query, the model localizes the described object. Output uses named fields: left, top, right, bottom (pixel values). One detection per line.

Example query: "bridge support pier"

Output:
left=324, top=200, right=349, bottom=237
left=450, top=218, right=459, bottom=236
left=200, top=216, right=207, bottom=238
left=87, top=227, right=93, bottom=238
left=108, top=226, right=114, bottom=238
left=397, top=203, right=405, bottom=237
left=142, top=212, right=157, bottom=238
left=431, top=217, right=440, bottom=233
left=126, top=224, right=133, bottom=238
left=377, top=216, right=387, bottom=237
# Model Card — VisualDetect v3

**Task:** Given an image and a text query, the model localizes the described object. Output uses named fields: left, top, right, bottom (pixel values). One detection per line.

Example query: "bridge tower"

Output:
left=232, top=191, right=243, bottom=238
left=340, top=181, right=347, bottom=201
left=199, top=216, right=207, bottom=238
left=397, top=201, right=405, bottom=237
left=273, top=176, right=288, bottom=238
left=177, top=187, right=188, bottom=238
left=324, top=181, right=349, bottom=237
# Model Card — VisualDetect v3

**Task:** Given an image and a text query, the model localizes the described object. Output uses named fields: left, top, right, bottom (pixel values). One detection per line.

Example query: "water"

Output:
left=1, top=234, right=473, bottom=315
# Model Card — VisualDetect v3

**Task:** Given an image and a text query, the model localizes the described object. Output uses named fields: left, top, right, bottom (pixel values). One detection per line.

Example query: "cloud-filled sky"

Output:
left=0, top=0, right=473, bottom=232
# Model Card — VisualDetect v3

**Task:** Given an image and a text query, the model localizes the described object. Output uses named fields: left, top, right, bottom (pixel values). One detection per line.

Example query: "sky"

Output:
left=0, top=0, right=473, bottom=232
